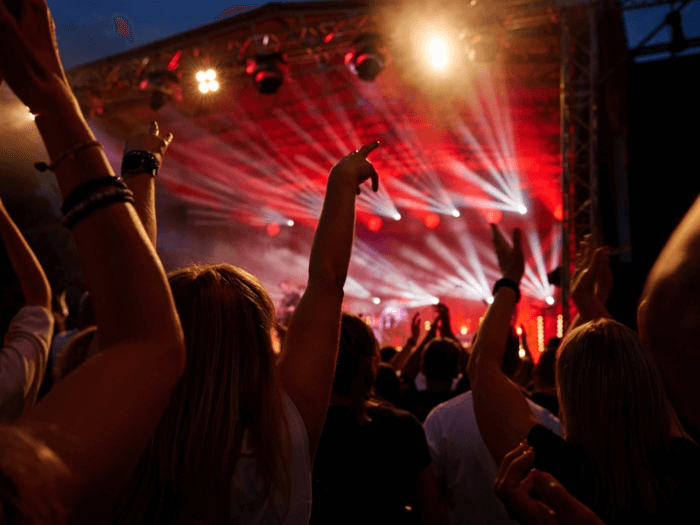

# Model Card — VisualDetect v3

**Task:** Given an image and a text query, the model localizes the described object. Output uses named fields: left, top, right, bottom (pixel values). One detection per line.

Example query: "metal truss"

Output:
left=560, top=4, right=600, bottom=330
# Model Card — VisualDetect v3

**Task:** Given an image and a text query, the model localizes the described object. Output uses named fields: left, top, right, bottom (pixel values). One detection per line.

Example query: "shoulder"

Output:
left=526, top=398, right=562, bottom=436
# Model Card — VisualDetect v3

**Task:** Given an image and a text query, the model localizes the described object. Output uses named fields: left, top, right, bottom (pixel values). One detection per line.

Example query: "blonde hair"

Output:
left=556, top=319, right=672, bottom=520
left=112, top=264, right=290, bottom=524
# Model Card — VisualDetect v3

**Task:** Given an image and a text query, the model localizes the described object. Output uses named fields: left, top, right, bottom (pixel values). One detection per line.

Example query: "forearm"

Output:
left=389, top=340, right=415, bottom=372
left=0, top=208, right=51, bottom=309
left=466, top=288, right=517, bottom=380
left=401, top=338, right=427, bottom=379
left=34, top=90, right=182, bottom=352
left=122, top=173, right=157, bottom=247
left=307, top=174, right=356, bottom=287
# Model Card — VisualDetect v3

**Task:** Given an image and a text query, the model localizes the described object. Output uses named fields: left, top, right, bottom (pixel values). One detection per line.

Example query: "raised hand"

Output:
left=571, top=236, right=610, bottom=301
left=329, top=142, right=380, bottom=195
left=491, top=224, right=524, bottom=283
left=495, top=442, right=603, bottom=525
left=123, top=121, right=174, bottom=169
left=0, top=0, right=70, bottom=113
left=410, top=312, right=421, bottom=342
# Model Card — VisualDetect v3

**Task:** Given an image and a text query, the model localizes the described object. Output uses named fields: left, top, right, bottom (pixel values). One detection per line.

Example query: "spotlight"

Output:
left=486, top=296, right=494, bottom=305
left=246, top=53, right=286, bottom=94
left=372, top=297, right=381, bottom=305
left=545, top=296, right=555, bottom=305
left=197, top=69, right=219, bottom=94
left=519, top=348, right=526, bottom=358
left=286, top=219, right=295, bottom=227
left=451, top=209, right=461, bottom=218
left=266, top=223, right=280, bottom=237
left=427, top=37, right=450, bottom=70
left=460, top=325, right=468, bottom=335
left=518, top=205, right=528, bottom=215
left=345, top=35, right=385, bottom=82
left=424, top=213, right=440, bottom=229
left=460, top=32, right=499, bottom=63
left=393, top=213, right=402, bottom=221
left=368, top=216, right=383, bottom=232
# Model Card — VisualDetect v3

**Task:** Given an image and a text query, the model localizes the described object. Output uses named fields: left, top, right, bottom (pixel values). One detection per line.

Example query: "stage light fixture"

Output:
left=451, top=209, right=461, bottom=218
left=286, top=219, right=295, bottom=227
left=393, top=213, right=402, bottom=221
left=345, top=35, right=385, bottom=82
left=545, top=296, right=555, bottom=305
left=372, top=297, right=381, bottom=305
left=486, top=296, right=494, bottom=305
left=197, top=69, right=219, bottom=94
left=518, top=205, right=528, bottom=215
left=427, top=36, right=450, bottom=70
left=246, top=53, right=286, bottom=94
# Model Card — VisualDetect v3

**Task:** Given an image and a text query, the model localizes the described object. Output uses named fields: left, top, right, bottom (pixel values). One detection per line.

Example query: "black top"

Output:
left=310, top=403, right=433, bottom=525
left=399, top=376, right=457, bottom=423
left=527, top=424, right=700, bottom=524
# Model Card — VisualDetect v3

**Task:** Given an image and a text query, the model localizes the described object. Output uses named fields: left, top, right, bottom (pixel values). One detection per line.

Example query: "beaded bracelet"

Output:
left=35, top=140, right=102, bottom=173
left=121, top=150, right=160, bottom=178
left=62, top=188, right=135, bottom=230
left=60, top=177, right=127, bottom=216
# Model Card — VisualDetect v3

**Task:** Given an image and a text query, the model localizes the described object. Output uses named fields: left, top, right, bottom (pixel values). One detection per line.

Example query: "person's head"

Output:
left=534, top=339, right=559, bottom=389
left=556, top=318, right=673, bottom=518
left=421, top=337, right=460, bottom=383
left=379, top=345, right=397, bottom=363
left=333, top=312, right=380, bottom=424
left=374, top=363, right=401, bottom=406
left=114, top=264, right=290, bottom=523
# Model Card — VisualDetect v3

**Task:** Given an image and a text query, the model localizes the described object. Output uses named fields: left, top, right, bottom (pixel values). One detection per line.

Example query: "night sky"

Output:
left=48, top=0, right=700, bottom=70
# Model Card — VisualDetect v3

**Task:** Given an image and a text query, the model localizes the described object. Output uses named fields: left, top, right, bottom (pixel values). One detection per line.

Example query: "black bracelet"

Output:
left=121, top=150, right=159, bottom=178
left=61, top=177, right=127, bottom=216
left=63, top=188, right=135, bottom=230
left=492, top=278, right=521, bottom=303
left=407, top=337, right=417, bottom=346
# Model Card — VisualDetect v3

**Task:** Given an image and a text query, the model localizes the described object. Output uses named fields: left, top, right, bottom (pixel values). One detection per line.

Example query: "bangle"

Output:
left=62, top=188, right=135, bottom=230
left=121, top=150, right=160, bottom=178
left=35, top=140, right=102, bottom=173
left=407, top=337, right=417, bottom=346
left=61, top=177, right=127, bottom=216
left=492, top=278, right=521, bottom=303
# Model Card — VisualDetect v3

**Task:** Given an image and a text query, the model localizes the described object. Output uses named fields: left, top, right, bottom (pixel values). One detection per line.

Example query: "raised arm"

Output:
left=389, top=312, right=420, bottom=372
left=277, top=142, right=380, bottom=459
left=466, top=225, right=539, bottom=465
left=0, top=0, right=185, bottom=519
left=120, top=122, right=173, bottom=247
left=0, top=199, right=51, bottom=309
left=401, top=312, right=439, bottom=380
left=638, top=192, right=700, bottom=437
left=0, top=197, right=53, bottom=419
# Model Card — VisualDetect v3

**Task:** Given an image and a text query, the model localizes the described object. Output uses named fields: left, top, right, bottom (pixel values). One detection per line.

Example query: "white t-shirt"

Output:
left=0, top=305, right=53, bottom=421
left=423, top=391, right=562, bottom=525
left=230, top=391, right=311, bottom=524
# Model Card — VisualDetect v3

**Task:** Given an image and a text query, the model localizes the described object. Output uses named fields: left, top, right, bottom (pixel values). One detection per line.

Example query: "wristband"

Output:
left=492, top=278, right=521, bottom=303
left=407, top=337, right=417, bottom=346
left=121, top=150, right=160, bottom=178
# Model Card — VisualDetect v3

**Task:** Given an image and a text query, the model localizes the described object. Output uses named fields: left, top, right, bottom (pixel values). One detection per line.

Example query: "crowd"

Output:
left=0, top=1, right=699, bottom=524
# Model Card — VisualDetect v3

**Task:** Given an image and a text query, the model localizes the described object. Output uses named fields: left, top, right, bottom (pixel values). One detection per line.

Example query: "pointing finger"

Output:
left=149, top=121, right=158, bottom=135
left=358, top=141, right=380, bottom=158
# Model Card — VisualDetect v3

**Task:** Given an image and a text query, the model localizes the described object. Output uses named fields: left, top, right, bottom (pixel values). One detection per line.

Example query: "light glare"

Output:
left=486, top=296, right=494, bottom=304
left=205, top=69, right=216, bottom=80
left=198, top=83, right=210, bottom=93
left=545, top=296, right=555, bottom=305
left=451, top=209, right=461, bottom=217
left=196, top=71, right=206, bottom=82
left=428, top=37, right=450, bottom=70
left=394, top=213, right=402, bottom=221
left=372, top=297, right=381, bottom=305
left=286, top=219, right=295, bottom=227
left=209, top=80, right=219, bottom=91
left=518, top=205, right=528, bottom=215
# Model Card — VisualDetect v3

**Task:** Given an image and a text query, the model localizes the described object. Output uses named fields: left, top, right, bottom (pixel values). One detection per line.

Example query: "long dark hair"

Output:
left=112, top=264, right=290, bottom=524
left=333, top=312, right=382, bottom=425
